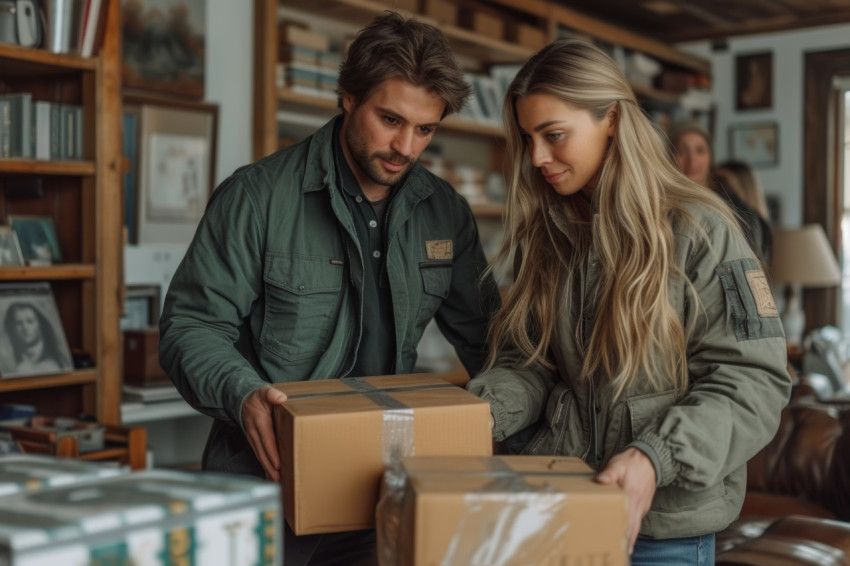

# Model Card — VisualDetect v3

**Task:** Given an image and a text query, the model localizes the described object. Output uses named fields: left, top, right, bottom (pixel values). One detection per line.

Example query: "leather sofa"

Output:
left=715, top=380, right=850, bottom=564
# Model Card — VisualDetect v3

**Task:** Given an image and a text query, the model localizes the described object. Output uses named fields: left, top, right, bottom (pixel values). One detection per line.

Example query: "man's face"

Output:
left=340, top=78, right=446, bottom=196
left=13, top=307, right=40, bottom=347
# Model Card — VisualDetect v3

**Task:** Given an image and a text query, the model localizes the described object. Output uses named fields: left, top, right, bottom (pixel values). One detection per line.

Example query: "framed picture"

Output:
left=125, top=97, right=218, bottom=245
left=0, top=226, right=24, bottom=267
left=736, top=52, right=773, bottom=111
left=121, top=0, right=206, bottom=99
left=729, top=123, right=779, bottom=167
left=8, top=216, right=62, bottom=265
left=0, top=282, right=74, bottom=379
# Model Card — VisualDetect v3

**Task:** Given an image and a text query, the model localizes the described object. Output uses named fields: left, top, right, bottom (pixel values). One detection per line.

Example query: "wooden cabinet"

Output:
left=0, top=0, right=123, bottom=425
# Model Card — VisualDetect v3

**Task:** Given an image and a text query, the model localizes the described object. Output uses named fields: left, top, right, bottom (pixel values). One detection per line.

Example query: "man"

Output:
left=159, top=11, right=500, bottom=565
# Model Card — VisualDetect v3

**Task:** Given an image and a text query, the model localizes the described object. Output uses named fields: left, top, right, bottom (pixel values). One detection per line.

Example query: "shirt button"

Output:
left=355, top=195, right=363, bottom=203
left=298, top=285, right=305, bottom=291
left=369, top=220, right=377, bottom=228
left=373, top=250, right=381, bottom=259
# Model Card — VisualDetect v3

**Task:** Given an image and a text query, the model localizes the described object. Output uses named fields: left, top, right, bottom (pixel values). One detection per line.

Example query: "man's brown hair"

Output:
left=337, top=11, right=470, bottom=118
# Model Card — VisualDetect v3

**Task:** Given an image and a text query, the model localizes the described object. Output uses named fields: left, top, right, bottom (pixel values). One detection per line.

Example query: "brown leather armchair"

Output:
left=716, top=381, right=850, bottom=564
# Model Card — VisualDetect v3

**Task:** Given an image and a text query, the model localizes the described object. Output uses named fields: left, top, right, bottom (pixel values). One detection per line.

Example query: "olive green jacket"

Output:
left=466, top=203, right=791, bottom=539
left=160, top=117, right=500, bottom=475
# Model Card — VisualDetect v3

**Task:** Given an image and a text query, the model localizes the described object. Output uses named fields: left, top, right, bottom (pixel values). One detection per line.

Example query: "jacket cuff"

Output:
left=629, top=431, right=676, bottom=487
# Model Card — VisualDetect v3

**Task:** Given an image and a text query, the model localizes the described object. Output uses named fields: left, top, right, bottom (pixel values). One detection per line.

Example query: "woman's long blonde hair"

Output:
left=486, top=40, right=738, bottom=397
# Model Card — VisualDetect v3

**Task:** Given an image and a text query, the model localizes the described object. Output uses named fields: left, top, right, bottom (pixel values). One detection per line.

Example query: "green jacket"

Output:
left=466, top=203, right=791, bottom=539
left=160, top=117, right=500, bottom=475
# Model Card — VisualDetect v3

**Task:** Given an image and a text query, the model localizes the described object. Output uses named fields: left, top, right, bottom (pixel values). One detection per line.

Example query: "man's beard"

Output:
left=345, top=129, right=414, bottom=187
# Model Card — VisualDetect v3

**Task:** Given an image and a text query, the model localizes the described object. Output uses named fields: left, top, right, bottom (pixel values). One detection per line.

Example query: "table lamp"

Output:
left=769, top=224, right=842, bottom=346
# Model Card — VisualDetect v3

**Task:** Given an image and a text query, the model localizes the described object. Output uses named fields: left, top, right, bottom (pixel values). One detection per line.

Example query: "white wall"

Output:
left=205, top=0, right=253, bottom=184
left=679, top=24, right=850, bottom=229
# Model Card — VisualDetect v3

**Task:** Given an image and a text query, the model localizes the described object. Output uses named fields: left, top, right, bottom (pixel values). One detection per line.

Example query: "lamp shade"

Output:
left=769, top=224, right=842, bottom=287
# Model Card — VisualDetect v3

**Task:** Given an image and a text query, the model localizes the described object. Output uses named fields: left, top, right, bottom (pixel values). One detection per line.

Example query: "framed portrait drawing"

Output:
left=729, top=122, right=779, bottom=167
left=736, top=52, right=773, bottom=111
left=0, top=282, right=73, bottom=379
left=125, top=96, right=218, bottom=245
left=8, top=216, right=62, bottom=266
left=121, top=0, right=206, bottom=98
left=0, top=226, right=24, bottom=267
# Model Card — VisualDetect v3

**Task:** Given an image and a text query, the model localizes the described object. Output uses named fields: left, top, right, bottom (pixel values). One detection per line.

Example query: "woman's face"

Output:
left=13, top=307, right=40, bottom=347
left=515, top=93, right=614, bottom=196
left=675, top=131, right=712, bottom=186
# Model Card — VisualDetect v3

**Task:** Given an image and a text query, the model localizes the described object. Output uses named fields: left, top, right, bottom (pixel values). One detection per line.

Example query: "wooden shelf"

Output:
left=279, top=88, right=505, bottom=138
left=0, top=264, right=97, bottom=280
left=0, top=43, right=97, bottom=75
left=631, top=84, right=683, bottom=107
left=0, top=370, right=98, bottom=393
left=286, top=0, right=534, bottom=64
left=470, top=203, right=504, bottom=219
left=0, top=159, right=97, bottom=176
left=0, top=0, right=123, bottom=425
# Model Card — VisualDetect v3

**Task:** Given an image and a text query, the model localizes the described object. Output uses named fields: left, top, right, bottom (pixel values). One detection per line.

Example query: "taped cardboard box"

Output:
left=377, top=455, right=629, bottom=566
left=272, top=374, right=492, bottom=535
left=0, top=469, right=281, bottom=565
left=0, top=454, right=125, bottom=498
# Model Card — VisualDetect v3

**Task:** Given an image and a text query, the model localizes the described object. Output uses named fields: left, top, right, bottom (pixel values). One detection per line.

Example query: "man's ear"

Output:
left=341, top=91, right=354, bottom=114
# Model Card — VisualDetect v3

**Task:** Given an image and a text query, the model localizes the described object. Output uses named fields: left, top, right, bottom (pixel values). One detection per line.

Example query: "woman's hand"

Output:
left=595, top=447, right=657, bottom=554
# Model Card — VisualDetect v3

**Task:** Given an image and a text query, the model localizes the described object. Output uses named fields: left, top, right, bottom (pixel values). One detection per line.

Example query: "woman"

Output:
left=465, top=40, right=790, bottom=565
left=715, top=159, right=771, bottom=222
left=670, top=121, right=772, bottom=263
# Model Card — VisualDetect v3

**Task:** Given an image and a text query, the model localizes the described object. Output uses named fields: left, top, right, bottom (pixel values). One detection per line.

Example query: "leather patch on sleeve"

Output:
left=425, top=240, right=453, bottom=260
left=745, top=270, right=779, bottom=317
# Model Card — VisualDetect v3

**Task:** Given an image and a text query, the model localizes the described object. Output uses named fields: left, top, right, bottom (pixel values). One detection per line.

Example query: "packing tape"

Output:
left=378, top=457, right=581, bottom=566
left=287, top=378, right=455, bottom=469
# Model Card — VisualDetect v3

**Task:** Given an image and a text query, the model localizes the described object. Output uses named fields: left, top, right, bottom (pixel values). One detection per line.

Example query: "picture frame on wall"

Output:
left=125, top=96, right=218, bottom=245
left=121, top=0, right=206, bottom=99
left=735, top=52, right=773, bottom=111
left=729, top=122, right=779, bottom=167
left=0, top=282, right=74, bottom=379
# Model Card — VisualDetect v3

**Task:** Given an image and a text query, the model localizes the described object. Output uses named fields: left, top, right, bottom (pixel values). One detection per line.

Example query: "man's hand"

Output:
left=595, top=447, right=657, bottom=555
left=242, top=385, right=288, bottom=482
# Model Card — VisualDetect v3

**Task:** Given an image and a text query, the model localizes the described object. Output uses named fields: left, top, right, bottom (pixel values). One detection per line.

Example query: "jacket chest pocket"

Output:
left=261, top=254, right=343, bottom=361
left=417, top=260, right=452, bottom=322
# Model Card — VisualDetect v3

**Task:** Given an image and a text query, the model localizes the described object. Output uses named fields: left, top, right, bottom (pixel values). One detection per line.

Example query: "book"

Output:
left=33, top=101, right=52, bottom=160
left=0, top=94, right=33, bottom=158
left=79, top=0, right=105, bottom=58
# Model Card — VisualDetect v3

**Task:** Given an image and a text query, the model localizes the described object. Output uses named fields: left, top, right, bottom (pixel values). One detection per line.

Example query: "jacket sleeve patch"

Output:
left=745, top=270, right=779, bottom=317
left=715, top=258, right=785, bottom=341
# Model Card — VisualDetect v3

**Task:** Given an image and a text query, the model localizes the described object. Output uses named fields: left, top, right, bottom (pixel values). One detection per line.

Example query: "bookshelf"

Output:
left=0, top=0, right=123, bottom=425
left=255, top=0, right=712, bottom=218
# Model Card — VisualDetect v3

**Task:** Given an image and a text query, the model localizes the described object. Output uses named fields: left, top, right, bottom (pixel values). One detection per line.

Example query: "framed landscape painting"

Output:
left=122, top=0, right=206, bottom=98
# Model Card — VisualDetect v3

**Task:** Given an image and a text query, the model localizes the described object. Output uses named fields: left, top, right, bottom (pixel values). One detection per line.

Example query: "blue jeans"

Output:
left=631, top=533, right=715, bottom=566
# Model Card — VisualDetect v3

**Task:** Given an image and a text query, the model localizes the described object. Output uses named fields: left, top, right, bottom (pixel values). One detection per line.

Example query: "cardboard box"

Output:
left=377, top=456, right=629, bottom=566
left=459, top=6, right=505, bottom=40
left=422, top=0, right=457, bottom=25
left=123, top=328, right=169, bottom=386
left=0, top=454, right=125, bottom=498
left=272, top=374, right=492, bottom=535
left=0, top=469, right=281, bottom=565
left=374, top=0, right=419, bottom=12
left=507, top=21, right=547, bottom=50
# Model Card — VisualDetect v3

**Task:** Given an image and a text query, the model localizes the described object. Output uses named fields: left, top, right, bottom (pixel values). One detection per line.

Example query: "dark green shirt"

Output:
left=333, top=124, right=395, bottom=376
